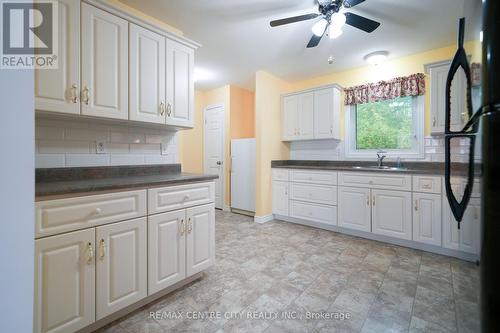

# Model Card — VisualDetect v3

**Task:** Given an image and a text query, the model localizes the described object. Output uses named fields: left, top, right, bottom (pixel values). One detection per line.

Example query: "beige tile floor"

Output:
left=97, top=211, right=480, bottom=333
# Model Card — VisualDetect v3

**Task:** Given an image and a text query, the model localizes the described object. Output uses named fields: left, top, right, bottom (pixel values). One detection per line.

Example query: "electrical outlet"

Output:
left=96, top=141, right=107, bottom=154
left=161, top=137, right=170, bottom=155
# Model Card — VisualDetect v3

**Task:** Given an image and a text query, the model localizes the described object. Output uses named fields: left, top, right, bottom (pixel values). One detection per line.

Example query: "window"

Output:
left=345, top=95, right=424, bottom=159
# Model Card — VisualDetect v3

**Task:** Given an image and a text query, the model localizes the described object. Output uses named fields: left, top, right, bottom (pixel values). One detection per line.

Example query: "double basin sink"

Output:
left=351, top=166, right=408, bottom=172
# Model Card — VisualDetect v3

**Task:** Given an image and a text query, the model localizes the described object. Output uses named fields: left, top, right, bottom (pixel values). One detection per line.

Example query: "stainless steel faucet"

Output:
left=376, top=151, right=387, bottom=168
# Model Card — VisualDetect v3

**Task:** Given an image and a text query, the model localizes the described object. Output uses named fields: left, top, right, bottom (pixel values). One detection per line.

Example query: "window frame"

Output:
left=344, top=95, right=425, bottom=159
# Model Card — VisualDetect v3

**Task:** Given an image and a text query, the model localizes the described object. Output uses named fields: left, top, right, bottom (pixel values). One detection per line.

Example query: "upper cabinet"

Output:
left=35, top=1, right=197, bottom=129
left=129, top=24, right=166, bottom=124
left=282, top=85, right=342, bottom=141
left=81, top=3, right=129, bottom=120
left=428, top=60, right=468, bottom=134
left=166, top=40, right=195, bottom=127
left=35, top=0, right=80, bottom=115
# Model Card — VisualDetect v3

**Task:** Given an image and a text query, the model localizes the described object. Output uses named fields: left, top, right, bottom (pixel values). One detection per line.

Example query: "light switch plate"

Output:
left=160, top=137, right=170, bottom=155
left=96, top=141, right=107, bottom=154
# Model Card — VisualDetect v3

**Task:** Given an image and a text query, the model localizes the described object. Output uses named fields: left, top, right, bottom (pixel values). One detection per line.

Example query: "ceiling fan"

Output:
left=270, top=0, right=380, bottom=48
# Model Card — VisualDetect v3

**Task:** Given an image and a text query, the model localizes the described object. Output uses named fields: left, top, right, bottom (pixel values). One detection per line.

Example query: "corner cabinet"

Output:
left=282, top=85, right=342, bottom=141
left=35, top=0, right=197, bottom=129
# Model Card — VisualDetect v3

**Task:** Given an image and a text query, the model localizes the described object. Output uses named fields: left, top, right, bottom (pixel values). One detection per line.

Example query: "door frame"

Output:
left=203, top=104, right=225, bottom=210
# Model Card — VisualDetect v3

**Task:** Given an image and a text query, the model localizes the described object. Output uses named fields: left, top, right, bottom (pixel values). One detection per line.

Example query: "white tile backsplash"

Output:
left=35, top=116, right=178, bottom=168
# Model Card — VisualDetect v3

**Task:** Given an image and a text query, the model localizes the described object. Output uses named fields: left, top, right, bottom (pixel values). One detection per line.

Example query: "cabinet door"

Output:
left=81, top=3, right=128, bottom=120
left=443, top=197, right=481, bottom=255
left=372, top=189, right=412, bottom=240
left=282, top=95, right=299, bottom=141
left=129, top=24, right=166, bottom=124
left=272, top=181, right=289, bottom=216
left=96, top=218, right=147, bottom=320
left=166, top=39, right=194, bottom=127
left=413, top=193, right=442, bottom=246
left=35, top=0, right=80, bottom=115
left=186, top=204, right=215, bottom=276
left=34, top=229, right=95, bottom=333
left=314, top=87, right=340, bottom=139
left=298, top=92, right=314, bottom=140
left=148, top=210, right=186, bottom=295
left=338, top=186, right=371, bottom=232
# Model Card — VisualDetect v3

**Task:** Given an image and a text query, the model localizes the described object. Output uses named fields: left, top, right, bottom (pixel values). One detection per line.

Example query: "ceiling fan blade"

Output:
left=343, top=0, right=366, bottom=8
left=270, top=13, right=319, bottom=27
left=306, top=27, right=326, bottom=48
left=345, top=12, right=380, bottom=32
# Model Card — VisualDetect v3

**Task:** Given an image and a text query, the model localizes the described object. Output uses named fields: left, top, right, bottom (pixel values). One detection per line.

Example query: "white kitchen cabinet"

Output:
left=338, top=186, right=371, bottom=232
left=34, top=229, right=95, bottom=333
left=429, top=61, right=467, bottom=133
left=443, top=197, right=481, bottom=255
left=35, top=0, right=80, bottom=115
left=96, top=218, right=147, bottom=320
left=290, top=200, right=338, bottom=225
left=314, top=87, right=341, bottom=139
left=186, top=204, right=215, bottom=276
left=413, top=193, right=442, bottom=246
left=148, top=210, right=186, bottom=295
left=283, top=95, right=299, bottom=141
left=166, top=39, right=194, bottom=127
left=81, top=3, right=129, bottom=120
left=272, top=181, right=289, bottom=216
left=298, top=92, right=314, bottom=139
left=129, top=24, right=166, bottom=124
left=372, top=189, right=412, bottom=240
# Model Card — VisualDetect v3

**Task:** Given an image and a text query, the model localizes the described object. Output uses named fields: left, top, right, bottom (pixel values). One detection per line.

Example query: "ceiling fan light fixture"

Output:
left=312, top=18, right=328, bottom=36
left=364, top=51, right=389, bottom=65
left=329, top=25, right=343, bottom=39
left=331, top=12, right=346, bottom=28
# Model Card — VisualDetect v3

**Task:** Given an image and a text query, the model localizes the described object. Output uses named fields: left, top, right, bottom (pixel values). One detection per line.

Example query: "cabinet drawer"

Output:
left=149, top=182, right=215, bottom=214
left=36, top=190, right=147, bottom=238
left=290, top=183, right=337, bottom=206
left=291, top=169, right=337, bottom=185
left=272, top=168, right=290, bottom=181
left=339, top=172, right=411, bottom=191
left=290, top=200, right=338, bottom=225
left=413, top=175, right=442, bottom=194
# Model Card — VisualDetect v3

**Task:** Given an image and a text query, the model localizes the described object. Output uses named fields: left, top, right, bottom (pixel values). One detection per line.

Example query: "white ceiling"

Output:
left=119, top=0, right=482, bottom=91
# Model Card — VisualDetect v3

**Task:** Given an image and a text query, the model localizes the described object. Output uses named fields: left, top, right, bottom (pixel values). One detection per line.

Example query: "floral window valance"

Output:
left=344, top=73, right=426, bottom=106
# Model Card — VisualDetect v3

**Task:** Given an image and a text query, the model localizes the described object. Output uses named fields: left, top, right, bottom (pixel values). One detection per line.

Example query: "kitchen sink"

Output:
left=351, top=166, right=408, bottom=171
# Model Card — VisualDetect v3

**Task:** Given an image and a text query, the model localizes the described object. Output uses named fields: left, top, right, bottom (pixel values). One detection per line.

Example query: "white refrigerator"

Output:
left=230, top=138, right=256, bottom=213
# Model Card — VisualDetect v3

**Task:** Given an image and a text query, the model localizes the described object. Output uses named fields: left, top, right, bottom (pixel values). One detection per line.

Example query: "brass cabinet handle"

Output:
left=372, top=196, right=375, bottom=206
left=187, top=218, right=193, bottom=234
left=433, top=116, right=437, bottom=127
left=366, top=195, right=370, bottom=206
left=70, top=84, right=78, bottom=103
left=99, top=239, right=106, bottom=260
left=166, top=103, right=172, bottom=117
left=160, top=101, right=165, bottom=115
left=415, top=200, right=418, bottom=211
left=82, top=86, right=89, bottom=105
left=179, top=219, right=185, bottom=235
left=86, top=242, right=94, bottom=264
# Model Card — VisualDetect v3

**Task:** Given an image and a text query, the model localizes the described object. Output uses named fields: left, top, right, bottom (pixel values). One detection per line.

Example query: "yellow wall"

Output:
left=178, top=90, right=205, bottom=173
left=291, top=41, right=482, bottom=137
left=254, top=71, right=292, bottom=216
left=230, top=86, right=255, bottom=139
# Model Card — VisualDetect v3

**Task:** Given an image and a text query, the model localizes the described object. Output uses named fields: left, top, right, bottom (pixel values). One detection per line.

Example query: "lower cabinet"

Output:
left=413, top=193, right=442, bottom=246
left=272, top=181, right=289, bottom=216
left=372, top=189, right=412, bottom=240
left=290, top=200, right=337, bottom=225
left=34, top=229, right=96, bottom=333
left=96, top=218, right=147, bottom=320
left=338, top=186, right=371, bottom=232
left=186, top=204, right=216, bottom=276
left=443, top=198, right=481, bottom=255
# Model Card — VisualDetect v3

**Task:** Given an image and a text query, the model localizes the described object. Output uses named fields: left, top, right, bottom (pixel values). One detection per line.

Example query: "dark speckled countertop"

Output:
left=36, top=164, right=218, bottom=199
left=271, top=160, right=482, bottom=176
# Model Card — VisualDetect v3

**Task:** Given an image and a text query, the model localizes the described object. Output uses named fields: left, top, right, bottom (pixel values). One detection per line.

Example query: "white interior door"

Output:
left=338, top=186, right=371, bottom=232
left=34, top=229, right=95, bottom=333
left=186, top=204, right=215, bottom=276
left=204, top=105, right=224, bottom=209
left=231, top=139, right=256, bottom=212
left=148, top=210, right=186, bottom=295
left=96, top=218, right=147, bottom=320
left=35, top=0, right=80, bottom=115
left=81, top=3, right=128, bottom=120
left=129, top=24, right=166, bottom=124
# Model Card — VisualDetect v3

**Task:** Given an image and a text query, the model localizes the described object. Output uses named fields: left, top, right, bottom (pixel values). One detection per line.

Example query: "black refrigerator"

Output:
left=443, top=1, right=500, bottom=331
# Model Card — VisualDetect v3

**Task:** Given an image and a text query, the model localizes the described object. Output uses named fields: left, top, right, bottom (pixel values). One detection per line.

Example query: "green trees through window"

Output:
left=356, top=96, right=413, bottom=150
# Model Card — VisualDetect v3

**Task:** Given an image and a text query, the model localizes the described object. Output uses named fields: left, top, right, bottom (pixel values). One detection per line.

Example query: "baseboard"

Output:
left=223, top=204, right=231, bottom=212
left=254, top=214, right=274, bottom=224
left=274, top=214, right=479, bottom=263
left=231, top=208, right=255, bottom=217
